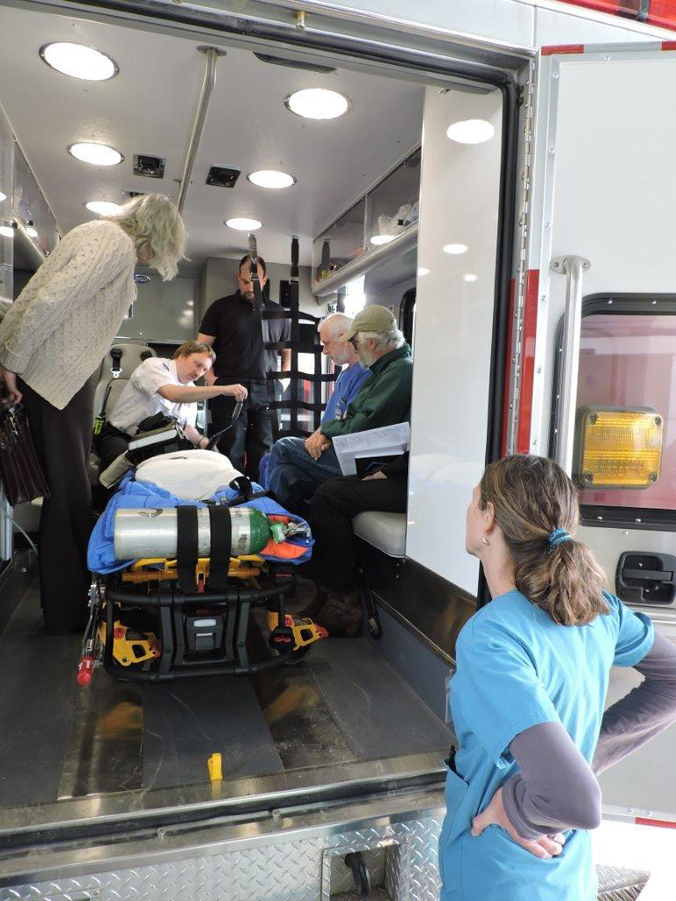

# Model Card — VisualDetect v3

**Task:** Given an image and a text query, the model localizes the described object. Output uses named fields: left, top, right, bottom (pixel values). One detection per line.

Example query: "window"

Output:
left=568, top=299, right=676, bottom=517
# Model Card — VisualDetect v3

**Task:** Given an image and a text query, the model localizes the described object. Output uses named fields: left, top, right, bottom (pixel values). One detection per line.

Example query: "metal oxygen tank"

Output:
left=113, top=506, right=272, bottom=559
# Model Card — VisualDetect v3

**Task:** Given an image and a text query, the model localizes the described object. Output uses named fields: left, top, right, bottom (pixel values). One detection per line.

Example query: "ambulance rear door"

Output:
left=516, top=41, right=676, bottom=827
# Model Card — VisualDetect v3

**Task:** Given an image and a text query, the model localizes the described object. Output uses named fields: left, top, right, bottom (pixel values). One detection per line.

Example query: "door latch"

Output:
left=616, top=552, right=676, bottom=606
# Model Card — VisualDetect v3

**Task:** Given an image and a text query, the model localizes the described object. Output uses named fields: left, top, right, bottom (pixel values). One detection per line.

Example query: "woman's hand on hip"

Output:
left=0, top=365, right=22, bottom=404
left=471, top=786, right=566, bottom=859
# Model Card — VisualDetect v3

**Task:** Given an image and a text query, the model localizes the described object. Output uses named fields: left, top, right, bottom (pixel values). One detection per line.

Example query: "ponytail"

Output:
left=480, top=455, right=608, bottom=626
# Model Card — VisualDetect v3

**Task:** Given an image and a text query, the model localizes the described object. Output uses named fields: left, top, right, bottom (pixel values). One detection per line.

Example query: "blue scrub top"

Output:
left=440, top=589, right=654, bottom=901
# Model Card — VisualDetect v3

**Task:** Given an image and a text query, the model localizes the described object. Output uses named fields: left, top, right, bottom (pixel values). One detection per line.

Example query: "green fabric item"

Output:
left=320, top=344, right=412, bottom=439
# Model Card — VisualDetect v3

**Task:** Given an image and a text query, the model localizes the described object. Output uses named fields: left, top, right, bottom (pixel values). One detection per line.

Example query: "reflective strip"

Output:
left=516, top=270, right=540, bottom=454
left=635, top=816, right=676, bottom=828
left=541, top=44, right=585, bottom=56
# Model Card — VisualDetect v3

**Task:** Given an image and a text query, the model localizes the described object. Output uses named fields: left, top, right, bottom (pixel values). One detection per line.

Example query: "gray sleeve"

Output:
left=502, top=722, right=602, bottom=841
left=593, top=631, right=676, bottom=776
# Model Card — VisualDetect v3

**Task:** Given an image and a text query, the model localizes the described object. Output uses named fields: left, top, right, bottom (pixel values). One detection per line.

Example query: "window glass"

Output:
left=576, top=312, right=676, bottom=510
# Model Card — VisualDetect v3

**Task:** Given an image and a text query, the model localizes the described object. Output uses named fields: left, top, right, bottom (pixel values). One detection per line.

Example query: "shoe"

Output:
left=315, top=589, right=362, bottom=637
left=300, top=584, right=328, bottom=619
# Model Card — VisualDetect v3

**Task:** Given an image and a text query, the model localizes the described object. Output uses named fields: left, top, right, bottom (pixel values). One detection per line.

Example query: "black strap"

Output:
left=208, top=505, right=232, bottom=591
left=176, top=505, right=199, bottom=594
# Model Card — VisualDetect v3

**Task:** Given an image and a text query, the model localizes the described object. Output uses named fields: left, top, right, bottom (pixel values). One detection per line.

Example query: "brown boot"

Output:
left=315, top=589, right=362, bottom=637
left=300, top=584, right=328, bottom=619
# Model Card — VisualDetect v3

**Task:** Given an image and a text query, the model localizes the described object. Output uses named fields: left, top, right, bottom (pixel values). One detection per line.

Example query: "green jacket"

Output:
left=321, top=344, right=412, bottom=439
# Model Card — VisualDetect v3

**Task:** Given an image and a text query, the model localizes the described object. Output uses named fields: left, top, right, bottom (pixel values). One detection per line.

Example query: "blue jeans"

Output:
left=267, top=436, right=341, bottom=510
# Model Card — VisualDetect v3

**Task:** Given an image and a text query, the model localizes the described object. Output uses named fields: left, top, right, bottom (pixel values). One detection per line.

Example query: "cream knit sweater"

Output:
left=0, top=220, right=137, bottom=410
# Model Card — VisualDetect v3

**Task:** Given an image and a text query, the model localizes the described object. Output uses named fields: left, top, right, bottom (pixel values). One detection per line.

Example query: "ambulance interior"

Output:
left=0, top=3, right=507, bottom=839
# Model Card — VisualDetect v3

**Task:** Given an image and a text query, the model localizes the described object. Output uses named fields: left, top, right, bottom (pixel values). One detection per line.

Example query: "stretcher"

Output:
left=77, top=554, right=327, bottom=685
left=79, top=467, right=324, bottom=685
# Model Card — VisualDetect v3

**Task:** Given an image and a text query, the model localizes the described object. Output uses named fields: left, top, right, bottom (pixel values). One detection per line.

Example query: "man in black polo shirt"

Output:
left=197, top=254, right=291, bottom=480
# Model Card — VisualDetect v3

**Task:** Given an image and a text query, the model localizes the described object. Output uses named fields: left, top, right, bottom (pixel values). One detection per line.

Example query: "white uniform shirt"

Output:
left=108, top=357, right=198, bottom=436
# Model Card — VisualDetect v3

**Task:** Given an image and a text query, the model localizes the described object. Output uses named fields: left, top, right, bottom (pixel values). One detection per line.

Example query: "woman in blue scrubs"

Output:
left=440, top=454, right=676, bottom=900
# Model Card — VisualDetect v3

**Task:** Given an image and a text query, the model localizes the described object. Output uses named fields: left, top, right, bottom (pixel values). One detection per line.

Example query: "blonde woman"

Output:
left=0, top=194, right=186, bottom=634
left=441, top=454, right=676, bottom=900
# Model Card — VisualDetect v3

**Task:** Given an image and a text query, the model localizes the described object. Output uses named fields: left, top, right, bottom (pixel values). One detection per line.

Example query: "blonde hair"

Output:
left=173, top=340, right=215, bottom=362
left=480, top=454, right=608, bottom=626
left=108, top=194, right=187, bottom=281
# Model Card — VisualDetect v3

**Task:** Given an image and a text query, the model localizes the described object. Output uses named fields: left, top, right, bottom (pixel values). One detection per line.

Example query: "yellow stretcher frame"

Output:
left=111, top=555, right=327, bottom=660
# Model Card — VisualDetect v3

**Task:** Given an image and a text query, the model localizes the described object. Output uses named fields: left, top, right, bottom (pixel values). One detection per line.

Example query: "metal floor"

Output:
left=0, top=580, right=452, bottom=816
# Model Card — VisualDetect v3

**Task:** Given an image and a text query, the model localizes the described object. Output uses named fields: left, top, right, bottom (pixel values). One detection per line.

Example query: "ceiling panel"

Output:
left=0, top=4, right=424, bottom=264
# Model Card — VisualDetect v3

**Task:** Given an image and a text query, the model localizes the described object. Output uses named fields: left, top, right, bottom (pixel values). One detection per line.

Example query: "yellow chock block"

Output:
left=207, top=752, right=222, bottom=782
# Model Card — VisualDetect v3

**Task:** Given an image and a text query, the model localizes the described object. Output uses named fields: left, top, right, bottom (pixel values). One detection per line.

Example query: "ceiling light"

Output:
left=225, top=217, right=262, bottom=231
left=446, top=119, right=495, bottom=145
left=370, top=235, right=396, bottom=246
left=40, top=42, right=118, bottom=81
left=464, top=273, right=478, bottom=283
left=68, top=142, right=123, bottom=166
left=85, top=200, right=123, bottom=215
left=25, top=226, right=38, bottom=238
left=0, top=225, right=14, bottom=238
left=247, top=170, right=296, bottom=189
left=443, top=243, right=468, bottom=255
left=0, top=192, right=6, bottom=203
left=417, top=267, right=429, bottom=277
left=285, top=88, right=350, bottom=120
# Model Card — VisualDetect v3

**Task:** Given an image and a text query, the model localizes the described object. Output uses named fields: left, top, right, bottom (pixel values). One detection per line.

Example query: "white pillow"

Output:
left=135, top=449, right=243, bottom=501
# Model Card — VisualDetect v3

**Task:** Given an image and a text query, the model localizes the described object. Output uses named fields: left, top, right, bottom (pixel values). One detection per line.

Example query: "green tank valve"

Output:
left=270, top=522, right=286, bottom=544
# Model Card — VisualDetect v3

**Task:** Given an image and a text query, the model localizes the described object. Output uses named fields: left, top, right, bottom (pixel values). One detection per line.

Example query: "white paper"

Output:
left=332, top=422, right=410, bottom=476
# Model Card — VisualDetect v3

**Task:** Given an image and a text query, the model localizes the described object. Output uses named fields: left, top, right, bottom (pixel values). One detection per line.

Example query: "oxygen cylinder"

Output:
left=113, top=506, right=272, bottom=559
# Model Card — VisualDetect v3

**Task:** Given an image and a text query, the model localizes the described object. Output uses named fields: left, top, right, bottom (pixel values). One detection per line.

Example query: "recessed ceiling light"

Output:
left=85, top=200, right=123, bottom=215
left=25, top=226, right=38, bottom=238
left=370, top=235, right=396, bottom=246
left=68, top=142, right=123, bottom=166
left=0, top=192, right=6, bottom=203
left=464, top=273, right=478, bottom=283
left=247, top=170, right=296, bottom=189
left=285, top=88, right=350, bottom=120
left=0, top=225, right=14, bottom=238
left=443, top=243, right=468, bottom=255
left=225, top=217, right=262, bottom=231
left=446, top=119, right=494, bottom=145
left=40, top=42, right=118, bottom=81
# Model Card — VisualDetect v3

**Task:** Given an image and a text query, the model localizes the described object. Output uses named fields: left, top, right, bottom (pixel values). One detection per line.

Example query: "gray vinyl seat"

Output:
left=88, top=342, right=156, bottom=484
left=353, top=511, right=407, bottom=558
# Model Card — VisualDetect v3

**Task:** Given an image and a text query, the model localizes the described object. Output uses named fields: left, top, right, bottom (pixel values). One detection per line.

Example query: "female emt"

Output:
left=0, top=194, right=186, bottom=635
left=440, top=454, right=676, bottom=900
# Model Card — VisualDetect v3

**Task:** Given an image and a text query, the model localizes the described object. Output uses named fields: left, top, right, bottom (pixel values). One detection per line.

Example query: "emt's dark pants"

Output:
left=96, top=422, right=129, bottom=471
left=306, top=474, right=407, bottom=594
left=20, top=377, right=95, bottom=634
left=209, top=379, right=274, bottom=482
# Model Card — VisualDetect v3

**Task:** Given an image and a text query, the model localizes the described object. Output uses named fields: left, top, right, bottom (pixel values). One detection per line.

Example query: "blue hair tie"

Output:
left=549, top=528, right=570, bottom=549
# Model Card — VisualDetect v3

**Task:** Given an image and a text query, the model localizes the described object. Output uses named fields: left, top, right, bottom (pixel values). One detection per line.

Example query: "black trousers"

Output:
left=21, top=377, right=95, bottom=634
left=96, top=422, right=129, bottom=471
left=306, top=475, right=407, bottom=594
left=209, top=380, right=274, bottom=482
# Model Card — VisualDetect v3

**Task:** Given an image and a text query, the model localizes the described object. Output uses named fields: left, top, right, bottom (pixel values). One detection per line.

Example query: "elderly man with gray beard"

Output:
left=266, top=305, right=412, bottom=511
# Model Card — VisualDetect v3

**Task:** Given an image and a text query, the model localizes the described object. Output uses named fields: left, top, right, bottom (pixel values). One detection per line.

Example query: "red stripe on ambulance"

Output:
left=516, top=270, right=540, bottom=454
left=541, top=45, right=585, bottom=56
